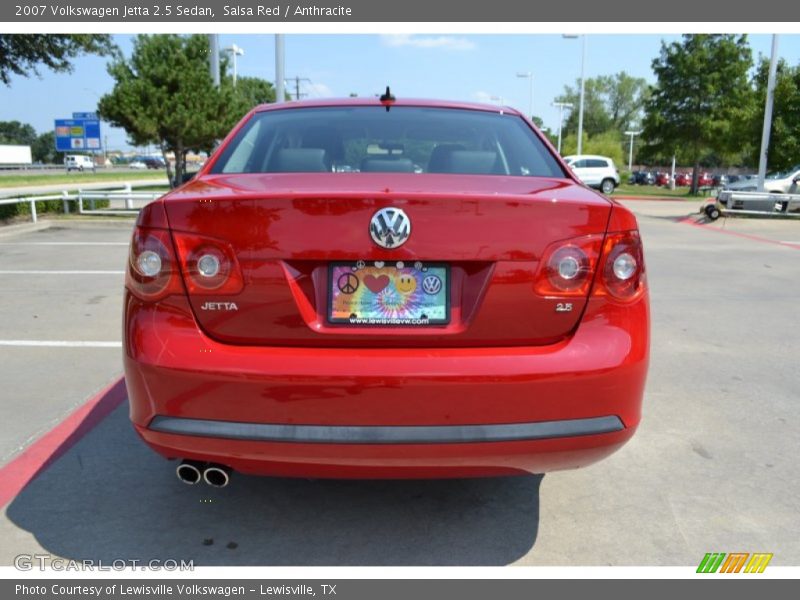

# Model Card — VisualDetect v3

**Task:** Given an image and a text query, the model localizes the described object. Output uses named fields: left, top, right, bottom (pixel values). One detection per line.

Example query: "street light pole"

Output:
left=516, top=71, right=534, bottom=119
left=624, top=130, right=641, bottom=172
left=208, top=35, right=220, bottom=87
left=552, top=101, right=573, bottom=155
left=224, top=43, right=245, bottom=86
left=563, top=34, right=587, bottom=155
left=757, top=34, right=779, bottom=193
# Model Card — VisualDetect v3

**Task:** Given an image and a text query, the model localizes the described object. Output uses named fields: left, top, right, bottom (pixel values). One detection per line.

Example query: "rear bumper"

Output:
left=124, top=292, right=649, bottom=478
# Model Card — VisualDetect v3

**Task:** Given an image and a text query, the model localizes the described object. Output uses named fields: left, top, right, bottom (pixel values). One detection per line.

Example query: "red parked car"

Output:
left=124, top=97, right=649, bottom=486
left=655, top=172, right=672, bottom=187
left=697, top=172, right=714, bottom=188
left=674, top=172, right=692, bottom=187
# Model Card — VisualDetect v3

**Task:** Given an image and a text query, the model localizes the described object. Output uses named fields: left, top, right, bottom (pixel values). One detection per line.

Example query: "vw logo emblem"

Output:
left=422, top=275, right=442, bottom=295
left=369, top=207, right=411, bottom=249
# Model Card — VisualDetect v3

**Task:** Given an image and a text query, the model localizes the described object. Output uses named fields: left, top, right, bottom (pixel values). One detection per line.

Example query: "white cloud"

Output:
left=381, top=35, right=476, bottom=51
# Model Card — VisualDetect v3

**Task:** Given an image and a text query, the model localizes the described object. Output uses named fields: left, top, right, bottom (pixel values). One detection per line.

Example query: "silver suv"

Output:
left=564, top=154, right=620, bottom=194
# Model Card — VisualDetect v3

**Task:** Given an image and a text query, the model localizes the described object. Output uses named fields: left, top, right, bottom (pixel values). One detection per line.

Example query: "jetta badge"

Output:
left=369, top=207, right=411, bottom=249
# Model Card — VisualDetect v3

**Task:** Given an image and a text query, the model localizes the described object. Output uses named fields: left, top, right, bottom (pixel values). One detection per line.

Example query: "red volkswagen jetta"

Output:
left=123, top=97, right=649, bottom=487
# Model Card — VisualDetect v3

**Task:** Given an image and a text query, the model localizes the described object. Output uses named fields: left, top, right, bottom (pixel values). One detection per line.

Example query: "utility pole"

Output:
left=287, top=76, right=312, bottom=101
left=275, top=35, right=285, bottom=104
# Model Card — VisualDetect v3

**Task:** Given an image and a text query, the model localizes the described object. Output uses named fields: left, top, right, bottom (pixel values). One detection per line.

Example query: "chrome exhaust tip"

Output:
left=203, top=464, right=231, bottom=488
left=176, top=460, right=203, bottom=485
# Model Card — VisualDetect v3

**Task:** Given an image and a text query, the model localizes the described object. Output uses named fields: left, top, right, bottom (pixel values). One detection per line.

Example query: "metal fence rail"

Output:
left=0, top=184, right=163, bottom=223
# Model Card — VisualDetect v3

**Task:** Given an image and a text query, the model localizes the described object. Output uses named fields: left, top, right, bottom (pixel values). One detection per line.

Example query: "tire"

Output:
left=600, top=178, right=616, bottom=195
left=704, top=204, right=721, bottom=220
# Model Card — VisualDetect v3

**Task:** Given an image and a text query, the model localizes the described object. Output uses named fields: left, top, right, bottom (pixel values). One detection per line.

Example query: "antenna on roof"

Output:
left=379, top=86, right=396, bottom=111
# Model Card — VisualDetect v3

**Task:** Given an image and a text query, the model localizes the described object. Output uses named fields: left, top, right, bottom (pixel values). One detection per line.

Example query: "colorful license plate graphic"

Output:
left=328, top=262, right=449, bottom=326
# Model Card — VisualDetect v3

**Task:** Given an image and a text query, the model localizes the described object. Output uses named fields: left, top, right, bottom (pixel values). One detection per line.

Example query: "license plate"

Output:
left=328, top=261, right=449, bottom=326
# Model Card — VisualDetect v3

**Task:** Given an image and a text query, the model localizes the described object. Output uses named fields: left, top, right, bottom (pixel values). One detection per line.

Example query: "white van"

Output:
left=65, top=155, right=96, bottom=172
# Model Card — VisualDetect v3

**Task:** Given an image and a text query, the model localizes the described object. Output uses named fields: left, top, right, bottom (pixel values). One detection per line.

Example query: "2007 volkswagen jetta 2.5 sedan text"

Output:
left=123, top=94, right=649, bottom=487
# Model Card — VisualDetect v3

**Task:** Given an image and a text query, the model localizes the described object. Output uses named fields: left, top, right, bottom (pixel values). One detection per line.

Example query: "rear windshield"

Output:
left=209, top=106, right=566, bottom=178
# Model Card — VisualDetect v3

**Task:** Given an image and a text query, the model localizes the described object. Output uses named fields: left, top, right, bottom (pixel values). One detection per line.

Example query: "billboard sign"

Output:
left=54, top=118, right=102, bottom=152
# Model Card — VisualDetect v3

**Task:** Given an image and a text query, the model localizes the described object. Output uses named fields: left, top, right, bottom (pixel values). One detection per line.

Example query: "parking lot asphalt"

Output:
left=0, top=202, right=798, bottom=566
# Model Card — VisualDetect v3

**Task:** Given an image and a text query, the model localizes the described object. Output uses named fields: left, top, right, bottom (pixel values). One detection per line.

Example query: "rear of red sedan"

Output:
left=123, top=98, right=649, bottom=485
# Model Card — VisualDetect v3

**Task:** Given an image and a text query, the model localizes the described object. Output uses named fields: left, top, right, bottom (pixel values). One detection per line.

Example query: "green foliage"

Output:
left=560, top=130, right=625, bottom=166
left=0, top=34, right=116, bottom=85
left=233, top=76, right=277, bottom=111
left=556, top=72, right=649, bottom=137
left=99, top=35, right=251, bottom=186
left=641, top=34, right=753, bottom=191
left=744, top=57, right=800, bottom=171
left=31, top=131, right=63, bottom=164
left=0, top=120, right=37, bottom=145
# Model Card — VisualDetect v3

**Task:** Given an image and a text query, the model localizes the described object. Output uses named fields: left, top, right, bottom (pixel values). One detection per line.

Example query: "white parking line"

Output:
left=0, top=270, right=124, bottom=275
left=0, top=242, right=128, bottom=246
left=0, top=340, right=122, bottom=348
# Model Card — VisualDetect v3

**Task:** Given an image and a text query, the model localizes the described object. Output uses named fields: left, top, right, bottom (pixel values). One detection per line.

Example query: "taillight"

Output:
left=534, top=230, right=646, bottom=302
left=171, top=232, right=243, bottom=295
left=534, top=234, right=604, bottom=297
left=126, top=227, right=182, bottom=301
left=594, top=230, right=646, bottom=302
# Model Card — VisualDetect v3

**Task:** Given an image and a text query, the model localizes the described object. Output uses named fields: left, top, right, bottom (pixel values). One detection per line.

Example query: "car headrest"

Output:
left=274, top=148, right=330, bottom=172
left=427, top=144, right=467, bottom=173
left=445, top=151, right=499, bottom=175
left=360, top=157, right=415, bottom=173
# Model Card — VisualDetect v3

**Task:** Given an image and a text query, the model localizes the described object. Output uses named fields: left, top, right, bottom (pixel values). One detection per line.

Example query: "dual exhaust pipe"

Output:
left=176, top=460, right=231, bottom=488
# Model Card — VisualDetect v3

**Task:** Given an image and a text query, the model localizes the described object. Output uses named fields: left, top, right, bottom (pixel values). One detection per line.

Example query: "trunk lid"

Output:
left=164, top=173, right=612, bottom=347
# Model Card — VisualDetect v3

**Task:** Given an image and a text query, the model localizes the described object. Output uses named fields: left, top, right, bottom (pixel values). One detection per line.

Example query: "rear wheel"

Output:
left=600, top=178, right=616, bottom=195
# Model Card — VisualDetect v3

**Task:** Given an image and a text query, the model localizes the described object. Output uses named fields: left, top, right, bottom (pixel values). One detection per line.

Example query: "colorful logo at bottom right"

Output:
left=696, top=552, right=773, bottom=573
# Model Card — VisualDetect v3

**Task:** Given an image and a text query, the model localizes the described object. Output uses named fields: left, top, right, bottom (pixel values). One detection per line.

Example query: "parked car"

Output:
left=723, top=168, right=800, bottom=193
left=629, top=170, right=656, bottom=185
left=697, top=172, right=715, bottom=188
left=655, top=172, right=673, bottom=187
left=129, top=160, right=147, bottom=170
left=144, top=157, right=166, bottom=169
left=64, top=154, right=95, bottom=172
left=762, top=165, right=800, bottom=193
left=562, top=154, right=621, bottom=194
left=124, top=97, right=649, bottom=484
left=712, top=174, right=729, bottom=187
left=674, top=172, right=692, bottom=187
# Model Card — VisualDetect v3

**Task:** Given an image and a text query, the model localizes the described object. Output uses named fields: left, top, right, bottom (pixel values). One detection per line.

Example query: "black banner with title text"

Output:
left=0, top=0, right=795, bottom=23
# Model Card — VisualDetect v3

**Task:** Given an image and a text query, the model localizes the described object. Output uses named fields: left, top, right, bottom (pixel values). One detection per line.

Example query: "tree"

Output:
left=0, top=34, right=116, bottom=85
left=99, top=34, right=245, bottom=186
left=556, top=72, right=648, bottom=138
left=641, top=35, right=753, bottom=194
left=32, top=131, right=63, bottom=164
left=0, top=120, right=37, bottom=145
left=745, top=57, right=800, bottom=172
left=233, top=76, right=276, bottom=111
left=556, top=78, right=613, bottom=138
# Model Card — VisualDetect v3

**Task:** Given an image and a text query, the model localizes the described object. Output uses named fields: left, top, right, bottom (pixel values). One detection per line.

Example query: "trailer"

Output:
left=705, top=188, right=800, bottom=220
left=0, top=144, right=32, bottom=165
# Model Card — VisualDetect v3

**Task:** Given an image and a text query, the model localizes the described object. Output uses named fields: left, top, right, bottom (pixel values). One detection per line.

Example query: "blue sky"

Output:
left=1, top=33, right=799, bottom=152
